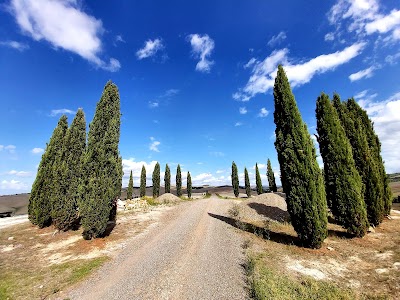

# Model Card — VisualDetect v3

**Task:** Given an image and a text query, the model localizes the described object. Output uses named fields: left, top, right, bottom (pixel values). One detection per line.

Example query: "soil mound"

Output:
left=239, top=193, right=289, bottom=223
left=154, top=193, right=182, bottom=204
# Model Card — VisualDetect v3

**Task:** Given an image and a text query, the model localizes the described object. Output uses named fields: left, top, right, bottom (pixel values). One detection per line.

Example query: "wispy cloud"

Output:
left=349, top=66, right=376, bottom=81
left=0, top=179, right=27, bottom=192
left=258, top=107, right=269, bottom=118
left=234, top=42, right=365, bottom=101
left=0, top=40, right=29, bottom=51
left=149, top=137, right=161, bottom=152
left=148, top=101, right=159, bottom=108
left=209, top=151, right=224, bottom=157
left=50, top=109, right=75, bottom=117
left=0, top=145, right=16, bottom=154
left=9, top=0, right=120, bottom=72
left=234, top=122, right=243, bottom=127
left=31, top=147, right=44, bottom=154
left=239, top=107, right=247, bottom=114
left=267, top=31, right=287, bottom=47
left=188, top=34, right=215, bottom=72
left=7, top=170, right=32, bottom=177
left=136, top=38, right=164, bottom=60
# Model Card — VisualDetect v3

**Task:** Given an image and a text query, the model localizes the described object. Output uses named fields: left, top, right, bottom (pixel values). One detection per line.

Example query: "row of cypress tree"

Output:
left=231, top=161, right=278, bottom=198
left=273, top=65, right=391, bottom=248
left=131, top=163, right=192, bottom=198
left=29, top=81, right=122, bottom=240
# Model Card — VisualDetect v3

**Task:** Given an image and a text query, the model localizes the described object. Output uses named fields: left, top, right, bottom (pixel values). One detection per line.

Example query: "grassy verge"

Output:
left=246, top=254, right=384, bottom=300
left=0, top=257, right=108, bottom=300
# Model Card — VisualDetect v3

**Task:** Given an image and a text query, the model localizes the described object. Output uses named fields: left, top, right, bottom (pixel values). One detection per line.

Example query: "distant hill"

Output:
left=388, top=173, right=400, bottom=183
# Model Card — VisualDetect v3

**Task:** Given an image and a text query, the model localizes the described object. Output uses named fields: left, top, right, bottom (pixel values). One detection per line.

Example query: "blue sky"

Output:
left=1, top=0, right=400, bottom=195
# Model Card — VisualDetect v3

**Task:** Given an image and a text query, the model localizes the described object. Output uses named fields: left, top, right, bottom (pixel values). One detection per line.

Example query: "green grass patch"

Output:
left=143, top=196, right=159, bottom=206
left=246, top=254, right=384, bottom=300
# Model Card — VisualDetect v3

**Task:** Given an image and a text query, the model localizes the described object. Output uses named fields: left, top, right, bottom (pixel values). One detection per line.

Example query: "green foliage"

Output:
left=176, top=164, right=182, bottom=196
left=231, top=161, right=240, bottom=198
left=152, top=162, right=160, bottom=198
left=52, top=109, right=86, bottom=231
left=267, top=159, right=277, bottom=193
left=127, top=170, right=133, bottom=200
left=29, top=115, right=68, bottom=228
left=255, top=163, right=263, bottom=195
left=334, top=96, right=384, bottom=226
left=273, top=65, right=328, bottom=249
left=245, top=167, right=251, bottom=198
left=316, top=93, right=368, bottom=237
left=140, top=165, right=146, bottom=197
left=80, top=81, right=122, bottom=240
left=164, top=164, right=171, bottom=193
left=187, top=171, right=192, bottom=199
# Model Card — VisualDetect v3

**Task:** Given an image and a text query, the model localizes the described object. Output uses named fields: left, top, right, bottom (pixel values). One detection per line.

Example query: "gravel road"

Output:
left=67, top=195, right=248, bottom=300
left=0, top=214, right=29, bottom=229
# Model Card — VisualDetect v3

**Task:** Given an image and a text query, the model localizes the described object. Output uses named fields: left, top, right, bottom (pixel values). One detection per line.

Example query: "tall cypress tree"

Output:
left=334, top=95, right=384, bottom=225
left=176, top=164, right=182, bottom=197
left=29, top=115, right=68, bottom=228
left=187, top=171, right=192, bottom=199
left=231, top=161, right=239, bottom=198
left=165, top=164, right=171, bottom=194
left=273, top=65, right=328, bottom=249
left=127, top=170, right=133, bottom=200
left=52, top=109, right=86, bottom=231
left=267, top=159, right=277, bottom=192
left=152, top=162, right=160, bottom=198
left=255, top=163, right=263, bottom=195
left=140, top=165, right=146, bottom=197
left=316, top=93, right=368, bottom=237
left=244, top=167, right=251, bottom=198
left=80, top=81, right=122, bottom=240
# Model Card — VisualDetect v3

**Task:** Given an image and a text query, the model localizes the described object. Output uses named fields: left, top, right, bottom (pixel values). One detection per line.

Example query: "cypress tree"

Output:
left=244, top=167, right=251, bottom=198
left=231, top=161, right=239, bottom=198
left=52, top=109, right=86, bottom=231
left=267, top=159, right=277, bottom=192
left=127, top=170, right=133, bottom=200
left=140, top=165, right=146, bottom=197
left=152, top=162, right=160, bottom=198
left=80, top=81, right=122, bottom=240
left=273, top=65, right=328, bottom=249
left=316, top=93, right=368, bottom=237
left=334, top=95, right=384, bottom=225
left=165, top=164, right=171, bottom=194
left=29, top=115, right=68, bottom=228
left=255, top=163, right=263, bottom=195
left=187, top=171, right=192, bottom=199
left=176, top=164, right=182, bottom=197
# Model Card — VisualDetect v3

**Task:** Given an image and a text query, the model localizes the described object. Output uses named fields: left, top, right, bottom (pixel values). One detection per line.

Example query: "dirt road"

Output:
left=67, top=196, right=248, bottom=300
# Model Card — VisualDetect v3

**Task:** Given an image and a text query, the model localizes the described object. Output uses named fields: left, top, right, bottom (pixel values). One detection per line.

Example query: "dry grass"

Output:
left=0, top=206, right=169, bottom=299
left=233, top=201, right=400, bottom=299
left=389, top=182, right=400, bottom=198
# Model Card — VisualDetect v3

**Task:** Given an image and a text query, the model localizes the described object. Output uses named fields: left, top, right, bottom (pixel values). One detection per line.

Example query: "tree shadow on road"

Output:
left=208, top=212, right=298, bottom=246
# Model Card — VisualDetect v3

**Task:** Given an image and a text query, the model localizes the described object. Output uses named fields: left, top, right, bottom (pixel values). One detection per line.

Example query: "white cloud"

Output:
left=31, top=147, right=44, bottom=154
left=149, top=137, right=160, bottom=152
left=122, top=158, right=160, bottom=187
left=9, top=0, right=120, bottom=72
left=216, top=170, right=226, bottom=174
left=235, top=42, right=365, bottom=101
left=324, top=32, right=335, bottom=41
left=357, top=91, right=400, bottom=173
left=148, top=101, right=159, bottom=108
left=267, top=31, right=287, bottom=47
left=136, top=38, right=164, bottom=60
left=349, top=66, right=375, bottom=81
left=114, top=35, right=125, bottom=45
left=0, top=145, right=16, bottom=154
left=234, top=122, right=243, bottom=127
left=50, top=108, right=75, bottom=116
left=244, top=58, right=257, bottom=69
left=385, top=52, right=400, bottom=64
left=239, top=107, right=247, bottom=114
left=365, top=9, right=400, bottom=35
left=191, top=173, right=229, bottom=186
left=0, top=179, right=27, bottom=192
left=162, top=89, right=180, bottom=98
left=7, top=170, right=32, bottom=177
left=0, top=40, right=29, bottom=51
left=258, top=107, right=269, bottom=118
left=209, top=151, right=224, bottom=157
left=188, top=34, right=215, bottom=72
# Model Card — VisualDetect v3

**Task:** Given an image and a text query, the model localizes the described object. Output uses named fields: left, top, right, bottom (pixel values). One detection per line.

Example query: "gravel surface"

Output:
left=0, top=214, right=29, bottom=229
left=66, top=195, right=248, bottom=300
left=239, top=193, right=289, bottom=223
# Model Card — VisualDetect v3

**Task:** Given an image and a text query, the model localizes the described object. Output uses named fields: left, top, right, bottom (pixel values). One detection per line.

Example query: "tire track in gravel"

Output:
left=67, top=196, right=248, bottom=300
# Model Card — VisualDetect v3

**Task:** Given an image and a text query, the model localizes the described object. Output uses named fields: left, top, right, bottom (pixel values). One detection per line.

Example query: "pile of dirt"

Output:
left=238, top=193, right=289, bottom=223
left=154, top=193, right=182, bottom=204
